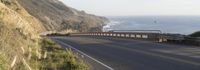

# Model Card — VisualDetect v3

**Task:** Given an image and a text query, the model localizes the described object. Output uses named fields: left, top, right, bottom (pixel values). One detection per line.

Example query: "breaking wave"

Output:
left=103, top=20, right=121, bottom=32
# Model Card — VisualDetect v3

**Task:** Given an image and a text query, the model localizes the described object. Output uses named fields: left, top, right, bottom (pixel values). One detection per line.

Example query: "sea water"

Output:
left=103, top=16, right=200, bottom=35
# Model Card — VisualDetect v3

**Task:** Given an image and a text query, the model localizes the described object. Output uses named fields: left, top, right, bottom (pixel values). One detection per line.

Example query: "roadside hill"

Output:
left=0, top=0, right=46, bottom=69
left=18, top=0, right=109, bottom=32
left=1, top=0, right=107, bottom=69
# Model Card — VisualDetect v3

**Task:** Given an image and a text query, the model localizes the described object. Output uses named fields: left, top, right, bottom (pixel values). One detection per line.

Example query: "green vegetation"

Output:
left=46, top=33, right=71, bottom=36
left=38, top=38, right=89, bottom=70
left=0, top=0, right=11, bottom=5
left=168, top=38, right=200, bottom=46
left=181, top=38, right=200, bottom=46
left=0, top=53, right=8, bottom=70
left=168, top=31, right=200, bottom=46
left=183, top=31, right=200, bottom=46
left=190, top=31, right=200, bottom=37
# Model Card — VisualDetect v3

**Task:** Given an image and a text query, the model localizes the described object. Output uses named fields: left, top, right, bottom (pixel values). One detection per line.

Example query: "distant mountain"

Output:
left=18, top=0, right=109, bottom=32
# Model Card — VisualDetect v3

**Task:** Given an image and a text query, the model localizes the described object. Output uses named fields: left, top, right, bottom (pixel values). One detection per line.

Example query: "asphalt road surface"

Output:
left=51, top=36, right=200, bottom=70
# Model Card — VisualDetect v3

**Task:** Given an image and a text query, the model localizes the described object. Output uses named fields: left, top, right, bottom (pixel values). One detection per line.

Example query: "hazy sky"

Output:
left=60, top=0, right=200, bottom=16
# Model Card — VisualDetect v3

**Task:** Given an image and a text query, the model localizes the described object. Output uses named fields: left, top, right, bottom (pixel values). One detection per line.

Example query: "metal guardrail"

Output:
left=109, top=30, right=162, bottom=33
left=71, top=32, right=167, bottom=42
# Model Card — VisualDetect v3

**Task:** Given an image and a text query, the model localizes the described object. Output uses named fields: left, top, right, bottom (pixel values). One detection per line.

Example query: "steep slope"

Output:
left=18, top=0, right=109, bottom=32
left=1, top=0, right=108, bottom=69
left=0, top=0, right=89, bottom=70
left=0, top=0, right=45, bottom=69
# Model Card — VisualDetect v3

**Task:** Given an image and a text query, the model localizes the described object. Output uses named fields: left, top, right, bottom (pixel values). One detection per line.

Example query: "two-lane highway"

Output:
left=51, top=36, right=200, bottom=70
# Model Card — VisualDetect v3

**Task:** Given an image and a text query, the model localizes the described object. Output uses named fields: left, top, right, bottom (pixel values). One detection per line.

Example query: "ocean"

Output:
left=103, top=16, right=200, bottom=35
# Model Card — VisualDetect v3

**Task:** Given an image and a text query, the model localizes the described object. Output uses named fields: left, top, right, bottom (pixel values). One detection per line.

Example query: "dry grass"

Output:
left=39, top=38, right=89, bottom=70
left=0, top=1, right=44, bottom=69
left=0, top=0, right=89, bottom=70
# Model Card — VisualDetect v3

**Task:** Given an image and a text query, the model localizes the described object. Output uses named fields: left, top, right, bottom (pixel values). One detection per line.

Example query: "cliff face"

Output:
left=18, top=0, right=109, bottom=32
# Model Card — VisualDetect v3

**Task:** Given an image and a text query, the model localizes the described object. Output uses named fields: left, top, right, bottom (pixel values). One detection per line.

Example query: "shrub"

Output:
left=190, top=31, right=200, bottom=37
left=1, top=0, right=12, bottom=5
left=46, top=33, right=71, bottom=36
left=39, top=38, right=89, bottom=70
left=182, top=38, right=200, bottom=46
left=0, top=54, right=8, bottom=70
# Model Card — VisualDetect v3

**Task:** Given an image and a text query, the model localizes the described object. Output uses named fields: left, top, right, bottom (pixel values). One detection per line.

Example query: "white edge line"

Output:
left=55, top=39, right=114, bottom=70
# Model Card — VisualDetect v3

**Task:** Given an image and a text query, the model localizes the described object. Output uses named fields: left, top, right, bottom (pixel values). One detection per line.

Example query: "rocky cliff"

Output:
left=18, top=0, right=109, bottom=32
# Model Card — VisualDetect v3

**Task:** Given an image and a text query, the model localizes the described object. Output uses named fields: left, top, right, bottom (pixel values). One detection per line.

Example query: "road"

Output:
left=51, top=36, right=200, bottom=70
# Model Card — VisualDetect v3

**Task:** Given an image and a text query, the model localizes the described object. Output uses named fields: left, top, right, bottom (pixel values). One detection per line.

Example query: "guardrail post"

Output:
left=126, top=34, right=130, bottom=38
left=110, top=33, right=112, bottom=36
left=107, top=33, right=109, bottom=36
left=121, top=33, right=123, bottom=37
left=130, top=34, right=135, bottom=38
left=142, top=35, right=148, bottom=39
left=136, top=34, right=141, bottom=38
left=117, top=34, right=120, bottom=37
left=113, top=33, right=116, bottom=37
